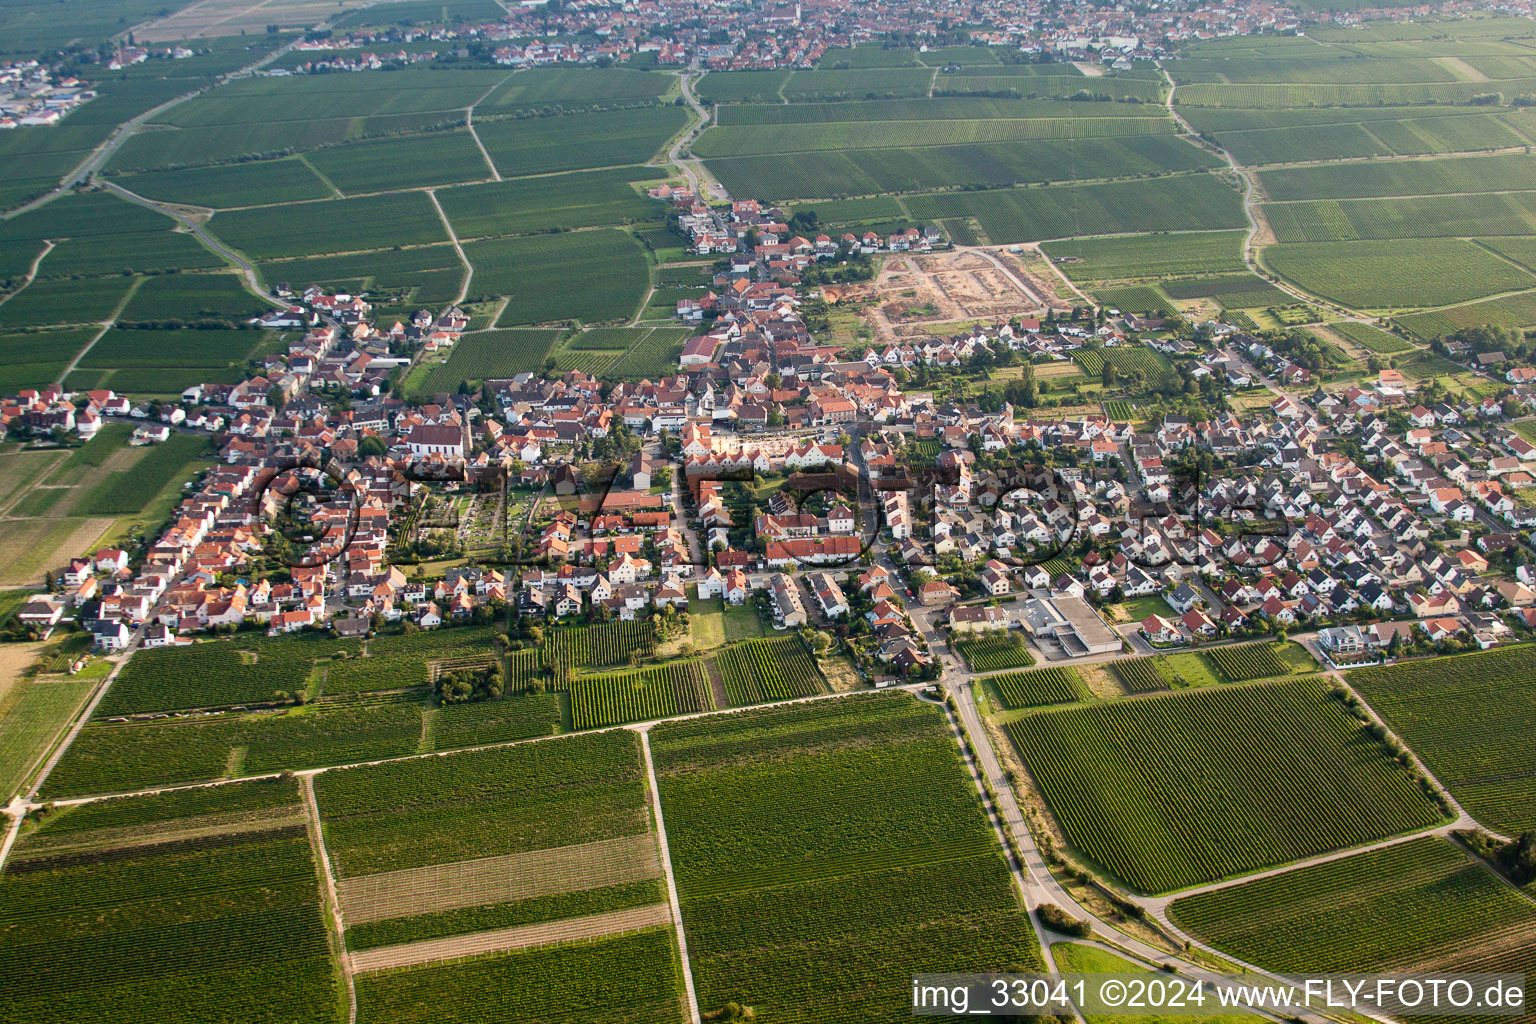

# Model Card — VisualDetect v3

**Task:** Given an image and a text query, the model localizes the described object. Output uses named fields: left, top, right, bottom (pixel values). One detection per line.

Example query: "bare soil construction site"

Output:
left=834, top=247, right=1072, bottom=344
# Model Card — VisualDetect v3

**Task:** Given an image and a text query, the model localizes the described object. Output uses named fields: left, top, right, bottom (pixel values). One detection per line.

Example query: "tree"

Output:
left=267, top=385, right=286, bottom=410
left=358, top=434, right=387, bottom=457
left=1101, top=362, right=1118, bottom=388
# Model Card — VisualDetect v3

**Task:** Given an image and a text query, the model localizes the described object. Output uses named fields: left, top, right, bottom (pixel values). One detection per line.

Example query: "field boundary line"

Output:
left=99, top=180, right=281, bottom=306
left=302, top=774, right=357, bottom=1024
left=427, top=188, right=473, bottom=310
left=297, top=152, right=347, bottom=198
left=465, top=70, right=517, bottom=182
left=347, top=902, right=673, bottom=973
left=637, top=725, right=702, bottom=1024
left=0, top=239, right=56, bottom=309
left=53, top=276, right=145, bottom=386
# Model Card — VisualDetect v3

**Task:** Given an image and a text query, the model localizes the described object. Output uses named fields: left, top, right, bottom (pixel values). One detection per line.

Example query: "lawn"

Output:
left=721, top=601, right=764, bottom=642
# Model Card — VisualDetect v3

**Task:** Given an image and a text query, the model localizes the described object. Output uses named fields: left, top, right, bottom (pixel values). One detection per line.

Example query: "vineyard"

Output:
left=313, top=730, right=678, bottom=1020
left=96, top=634, right=329, bottom=715
left=1170, top=836, right=1536, bottom=975
left=988, top=667, right=1085, bottom=710
left=711, top=636, right=827, bottom=706
left=1110, top=657, right=1168, bottom=694
left=352, top=928, right=685, bottom=1024
left=1207, top=642, right=1289, bottom=682
left=569, top=661, right=713, bottom=729
left=0, top=778, right=343, bottom=1024
left=313, top=730, right=651, bottom=877
left=1005, top=678, right=1446, bottom=893
left=1348, top=646, right=1536, bottom=833
left=651, top=694, right=1044, bottom=1022
left=953, top=633, right=1036, bottom=672
left=1072, top=345, right=1179, bottom=389
left=547, top=620, right=658, bottom=669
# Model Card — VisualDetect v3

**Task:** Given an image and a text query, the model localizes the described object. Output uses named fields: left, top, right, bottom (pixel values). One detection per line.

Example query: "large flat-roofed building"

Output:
left=1053, top=595, right=1121, bottom=656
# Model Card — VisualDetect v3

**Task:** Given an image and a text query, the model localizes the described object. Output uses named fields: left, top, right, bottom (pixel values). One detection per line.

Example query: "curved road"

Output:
left=672, top=69, right=729, bottom=202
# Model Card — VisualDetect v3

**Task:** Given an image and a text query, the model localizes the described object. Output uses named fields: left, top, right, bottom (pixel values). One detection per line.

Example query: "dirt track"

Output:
left=349, top=903, right=673, bottom=972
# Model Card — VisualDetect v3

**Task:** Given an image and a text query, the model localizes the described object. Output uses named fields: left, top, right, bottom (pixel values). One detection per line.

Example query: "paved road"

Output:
left=3, top=34, right=308, bottom=221
left=101, top=180, right=279, bottom=303
left=672, top=69, right=729, bottom=202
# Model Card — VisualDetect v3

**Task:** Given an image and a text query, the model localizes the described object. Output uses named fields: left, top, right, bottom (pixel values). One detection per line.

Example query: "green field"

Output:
left=652, top=694, right=1044, bottom=1021
left=305, top=130, right=492, bottom=195
left=1265, top=238, right=1535, bottom=309
left=472, top=229, right=650, bottom=326
left=474, top=106, right=688, bottom=179
left=987, top=666, right=1085, bottom=709
left=110, top=158, right=334, bottom=208
left=0, top=778, right=343, bottom=1024
left=703, top=134, right=1216, bottom=200
left=436, top=166, right=659, bottom=239
left=211, top=192, right=448, bottom=259
left=1348, top=646, right=1536, bottom=834
left=416, top=329, right=563, bottom=392
left=1170, top=836, right=1536, bottom=976
left=0, top=674, right=95, bottom=800
left=1329, top=321, right=1415, bottom=353
left=708, top=636, right=827, bottom=706
left=954, top=632, right=1036, bottom=672
left=1043, top=231, right=1247, bottom=283
left=1396, top=289, right=1536, bottom=340
left=904, top=174, right=1246, bottom=245
left=0, top=275, right=135, bottom=328
left=353, top=929, right=684, bottom=1024
left=1006, top=677, right=1445, bottom=893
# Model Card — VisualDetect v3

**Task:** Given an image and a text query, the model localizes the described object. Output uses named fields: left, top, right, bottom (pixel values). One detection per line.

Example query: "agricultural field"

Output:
left=315, top=731, right=684, bottom=1021
left=353, top=929, right=684, bottom=1024
left=304, top=130, right=492, bottom=195
left=43, top=698, right=428, bottom=797
left=1206, top=642, right=1292, bottom=682
left=651, top=694, right=1044, bottom=1022
left=1170, top=836, right=1536, bottom=975
left=1348, top=646, right=1536, bottom=834
left=470, top=229, right=650, bottom=326
left=568, top=660, right=712, bottom=729
left=210, top=192, right=448, bottom=260
left=1006, top=677, right=1446, bottom=893
left=435, top=166, right=660, bottom=240
left=1396, top=289, right=1536, bottom=340
left=1330, top=321, right=1415, bottom=354
left=478, top=66, right=675, bottom=112
left=1264, top=192, right=1536, bottom=244
left=704, top=133, right=1217, bottom=201
left=603, top=327, right=691, bottom=379
left=1259, top=153, right=1536, bottom=202
left=986, top=666, right=1086, bottom=710
left=546, top=619, right=658, bottom=669
left=904, top=174, right=1246, bottom=245
left=473, top=106, right=688, bottom=179
left=1264, top=239, right=1534, bottom=309
left=1043, top=231, right=1247, bottom=284
left=0, top=778, right=343, bottom=1024
left=1073, top=345, right=1178, bottom=388
left=1109, top=656, right=1169, bottom=694
left=1159, top=274, right=1290, bottom=309
left=95, top=633, right=334, bottom=716
left=415, top=329, right=563, bottom=394
left=109, top=158, right=335, bottom=208
left=953, top=632, right=1036, bottom=672
left=709, top=636, right=827, bottom=706
left=0, top=672, right=95, bottom=801
left=1092, top=285, right=1176, bottom=318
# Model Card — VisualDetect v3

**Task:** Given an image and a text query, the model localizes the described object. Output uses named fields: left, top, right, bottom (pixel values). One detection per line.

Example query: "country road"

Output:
left=672, top=68, right=729, bottom=202
left=3, top=32, right=309, bottom=222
